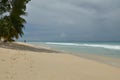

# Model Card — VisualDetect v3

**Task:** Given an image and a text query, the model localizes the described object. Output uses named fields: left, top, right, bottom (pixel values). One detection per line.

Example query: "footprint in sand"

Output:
left=5, top=71, right=14, bottom=80
left=1, top=59, right=6, bottom=62
left=5, top=71, right=9, bottom=79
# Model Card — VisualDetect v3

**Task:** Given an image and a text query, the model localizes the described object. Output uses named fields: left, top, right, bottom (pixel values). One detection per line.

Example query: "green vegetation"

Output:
left=0, top=0, right=30, bottom=42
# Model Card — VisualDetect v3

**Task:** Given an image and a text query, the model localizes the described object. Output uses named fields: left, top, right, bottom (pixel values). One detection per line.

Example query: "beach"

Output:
left=0, top=42, right=120, bottom=80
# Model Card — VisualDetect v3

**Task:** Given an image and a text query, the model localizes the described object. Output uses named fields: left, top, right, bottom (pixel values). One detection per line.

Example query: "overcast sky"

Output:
left=20, top=0, right=120, bottom=42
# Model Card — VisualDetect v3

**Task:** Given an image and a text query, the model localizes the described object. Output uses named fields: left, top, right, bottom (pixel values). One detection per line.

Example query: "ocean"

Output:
left=28, top=41, right=120, bottom=67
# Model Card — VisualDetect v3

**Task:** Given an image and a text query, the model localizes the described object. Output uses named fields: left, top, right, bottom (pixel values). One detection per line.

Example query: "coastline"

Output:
left=0, top=42, right=120, bottom=80
left=30, top=42, right=120, bottom=68
left=69, top=52, right=120, bottom=68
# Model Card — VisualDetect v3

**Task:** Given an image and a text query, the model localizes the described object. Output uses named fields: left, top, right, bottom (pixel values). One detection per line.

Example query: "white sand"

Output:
left=0, top=42, right=120, bottom=80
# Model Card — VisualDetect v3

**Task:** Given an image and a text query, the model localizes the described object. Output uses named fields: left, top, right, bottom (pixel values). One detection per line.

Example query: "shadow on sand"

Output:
left=0, top=42, right=58, bottom=53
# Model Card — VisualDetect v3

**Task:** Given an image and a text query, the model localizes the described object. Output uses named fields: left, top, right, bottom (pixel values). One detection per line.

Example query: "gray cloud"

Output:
left=20, top=0, right=120, bottom=41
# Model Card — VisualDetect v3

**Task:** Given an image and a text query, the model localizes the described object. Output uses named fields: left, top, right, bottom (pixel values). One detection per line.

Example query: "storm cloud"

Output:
left=20, top=0, right=120, bottom=41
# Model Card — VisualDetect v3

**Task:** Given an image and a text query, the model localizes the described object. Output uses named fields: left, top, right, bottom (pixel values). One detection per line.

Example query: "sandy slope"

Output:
left=0, top=42, right=120, bottom=80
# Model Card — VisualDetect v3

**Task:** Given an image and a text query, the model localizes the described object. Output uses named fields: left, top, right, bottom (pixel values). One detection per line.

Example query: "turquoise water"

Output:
left=29, top=42, right=120, bottom=58
left=29, top=41, right=120, bottom=67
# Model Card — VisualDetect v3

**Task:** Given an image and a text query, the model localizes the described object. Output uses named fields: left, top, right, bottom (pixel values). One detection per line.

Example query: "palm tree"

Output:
left=0, top=0, right=30, bottom=42
left=0, top=0, right=10, bottom=15
left=0, top=16, right=17, bottom=42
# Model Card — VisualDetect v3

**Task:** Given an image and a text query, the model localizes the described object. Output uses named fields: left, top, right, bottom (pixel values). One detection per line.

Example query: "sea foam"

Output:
left=45, top=42, right=120, bottom=50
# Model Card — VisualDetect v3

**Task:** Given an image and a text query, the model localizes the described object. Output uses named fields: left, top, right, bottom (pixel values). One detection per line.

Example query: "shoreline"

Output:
left=2, top=42, right=119, bottom=67
left=0, top=42, right=120, bottom=80
left=28, top=42, right=120, bottom=68
left=69, top=52, right=120, bottom=68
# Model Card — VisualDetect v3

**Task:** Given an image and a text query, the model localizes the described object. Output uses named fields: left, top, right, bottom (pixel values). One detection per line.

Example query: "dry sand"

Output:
left=0, top=42, right=120, bottom=80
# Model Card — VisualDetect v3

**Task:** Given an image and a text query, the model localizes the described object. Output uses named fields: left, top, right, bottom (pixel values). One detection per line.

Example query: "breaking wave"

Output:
left=45, top=42, right=120, bottom=50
